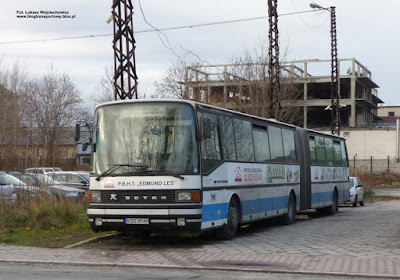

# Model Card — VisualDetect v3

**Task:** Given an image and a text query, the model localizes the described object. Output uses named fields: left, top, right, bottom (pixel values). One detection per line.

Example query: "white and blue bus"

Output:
left=86, top=99, right=349, bottom=239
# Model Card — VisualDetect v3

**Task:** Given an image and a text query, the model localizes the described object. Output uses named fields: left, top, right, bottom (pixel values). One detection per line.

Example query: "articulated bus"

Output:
left=85, top=99, right=349, bottom=239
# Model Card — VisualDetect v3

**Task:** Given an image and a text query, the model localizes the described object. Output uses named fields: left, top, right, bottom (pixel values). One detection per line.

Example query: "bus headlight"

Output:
left=176, top=191, right=200, bottom=202
left=88, top=191, right=102, bottom=202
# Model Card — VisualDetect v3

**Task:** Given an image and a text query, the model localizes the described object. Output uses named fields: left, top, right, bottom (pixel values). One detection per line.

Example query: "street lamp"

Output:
left=310, top=2, right=340, bottom=135
left=309, top=2, right=326, bottom=10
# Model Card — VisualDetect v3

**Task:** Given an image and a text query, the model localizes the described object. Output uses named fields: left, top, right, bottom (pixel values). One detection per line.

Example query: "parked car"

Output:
left=6, top=171, right=22, bottom=176
left=25, top=167, right=63, bottom=174
left=1, top=173, right=41, bottom=198
left=348, top=177, right=365, bottom=207
left=47, top=171, right=90, bottom=191
left=18, top=173, right=85, bottom=199
left=0, top=171, right=17, bottom=203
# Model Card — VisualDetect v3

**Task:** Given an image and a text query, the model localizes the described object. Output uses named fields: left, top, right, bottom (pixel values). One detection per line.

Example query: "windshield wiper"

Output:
left=95, top=164, right=148, bottom=181
left=121, top=170, right=185, bottom=180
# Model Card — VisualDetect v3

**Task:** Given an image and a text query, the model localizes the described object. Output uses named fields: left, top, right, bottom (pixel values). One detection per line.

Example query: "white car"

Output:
left=0, top=172, right=17, bottom=203
left=47, top=171, right=90, bottom=191
left=349, top=177, right=365, bottom=207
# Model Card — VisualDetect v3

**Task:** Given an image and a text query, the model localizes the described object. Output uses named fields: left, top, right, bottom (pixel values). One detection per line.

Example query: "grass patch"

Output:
left=0, top=195, right=111, bottom=248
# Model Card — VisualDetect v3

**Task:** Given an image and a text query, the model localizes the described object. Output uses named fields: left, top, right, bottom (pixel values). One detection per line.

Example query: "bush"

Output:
left=351, top=171, right=400, bottom=190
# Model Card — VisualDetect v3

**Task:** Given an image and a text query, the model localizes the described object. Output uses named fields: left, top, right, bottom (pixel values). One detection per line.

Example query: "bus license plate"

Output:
left=125, top=218, right=149, bottom=225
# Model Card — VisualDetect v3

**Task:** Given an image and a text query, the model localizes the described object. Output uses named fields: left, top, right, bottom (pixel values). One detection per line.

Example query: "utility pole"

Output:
left=267, top=0, right=281, bottom=119
left=310, top=3, right=340, bottom=135
left=329, top=6, right=340, bottom=135
left=112, top=0, right=138, bottom=100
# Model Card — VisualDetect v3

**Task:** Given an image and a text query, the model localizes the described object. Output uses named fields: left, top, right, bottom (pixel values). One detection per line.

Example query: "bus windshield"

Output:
left=92, top=102, right=199, bottom=176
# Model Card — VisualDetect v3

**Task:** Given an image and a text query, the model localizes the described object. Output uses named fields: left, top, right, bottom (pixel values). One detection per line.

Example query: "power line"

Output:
left=0, top=9, right=316, bottom=46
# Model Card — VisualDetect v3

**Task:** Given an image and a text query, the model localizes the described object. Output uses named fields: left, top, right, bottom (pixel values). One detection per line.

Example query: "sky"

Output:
left=1, top=0, right=399, bottom=106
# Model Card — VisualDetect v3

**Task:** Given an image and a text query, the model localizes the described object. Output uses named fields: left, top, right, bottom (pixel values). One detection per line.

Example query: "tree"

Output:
left=154, top=59, right=200, bottom=99
left=226, top=43, right=302, bottom=124
left=0, top=58, right=29, bottom=170
left=21, top=67, right=83, bottom=166
left=89, top=66, right=115, bottom=104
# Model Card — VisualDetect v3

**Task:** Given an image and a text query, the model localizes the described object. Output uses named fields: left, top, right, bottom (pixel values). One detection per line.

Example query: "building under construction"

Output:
left=184, top=58, right=382, bottom=129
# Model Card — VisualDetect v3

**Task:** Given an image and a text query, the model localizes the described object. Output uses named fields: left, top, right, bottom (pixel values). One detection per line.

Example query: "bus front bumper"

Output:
left=87, top=207, right=202, bottom=232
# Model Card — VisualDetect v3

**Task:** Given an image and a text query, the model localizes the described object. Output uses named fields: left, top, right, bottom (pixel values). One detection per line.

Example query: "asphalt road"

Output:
left=0, top=263, right=394, bottom=280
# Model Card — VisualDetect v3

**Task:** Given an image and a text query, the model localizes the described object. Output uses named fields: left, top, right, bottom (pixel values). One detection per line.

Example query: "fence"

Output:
left=350, top=156, right=400, bottom=174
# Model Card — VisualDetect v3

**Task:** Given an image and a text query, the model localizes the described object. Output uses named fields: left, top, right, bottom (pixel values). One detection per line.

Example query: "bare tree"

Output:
left=89, top=66, right=115, bottom=104
left=21, top=67, right=83, bottom=166
left=154, top=59, right=200, bottom=99
left=226, top=43, right=302, bottom=124
left=0, top=58, right=29, bottom=170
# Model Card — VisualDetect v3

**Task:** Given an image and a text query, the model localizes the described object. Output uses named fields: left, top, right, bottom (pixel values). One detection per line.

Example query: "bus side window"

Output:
left=325, top=138, right=334, bottom=165
left=268, top=126, right=284, bottom=162
left=315, top=136, right=326, bottom=165
left=200, top=113, right=222, bottom=173
left=252, top=127, right=270, bottom=162
left=333, top=141, right=343, bottom=165
left=220, top=116, right=237, bottom=160
left=340, top=141, right=349, bottom=166
left=309, top=137, right=317, bottom=164
left=233, top=119, right=254, bottom=161
left=282, top=129, right=297, bottom=163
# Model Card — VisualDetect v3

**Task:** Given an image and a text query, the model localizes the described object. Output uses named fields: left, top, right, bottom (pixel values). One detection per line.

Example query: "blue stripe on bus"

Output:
left=202, top=192, right=335, bottom=223
left=202, top=195, right=291, bottom=222
left=243, top=196, right=291, bottom=215
left=312, top=191, right=334, bottom=203
left=202, top=203, right=228, bottom=222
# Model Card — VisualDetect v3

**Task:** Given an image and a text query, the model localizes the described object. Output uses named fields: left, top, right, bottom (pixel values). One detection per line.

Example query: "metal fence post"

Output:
left=370, top=156, right=373, bottom=173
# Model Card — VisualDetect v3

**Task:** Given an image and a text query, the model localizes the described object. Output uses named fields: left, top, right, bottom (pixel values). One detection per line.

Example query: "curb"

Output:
left=63, top=233, right=117, bottom=249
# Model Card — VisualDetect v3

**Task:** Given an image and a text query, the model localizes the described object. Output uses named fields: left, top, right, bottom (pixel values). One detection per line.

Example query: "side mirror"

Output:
left=200, top=118, right=212, bottom=139
left=75, top=123, right=80, bottom=142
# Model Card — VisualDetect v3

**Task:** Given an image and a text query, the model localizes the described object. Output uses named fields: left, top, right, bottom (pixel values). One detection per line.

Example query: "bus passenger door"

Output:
left=296, top=128, right=311, bottom=210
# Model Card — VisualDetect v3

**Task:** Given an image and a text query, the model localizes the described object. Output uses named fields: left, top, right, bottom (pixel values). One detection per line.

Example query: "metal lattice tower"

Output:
left=112, top=0, right=138, bottom=100
left=268, top=0, right=281, bottom=119
left=330, top=6, right=340, bottom=135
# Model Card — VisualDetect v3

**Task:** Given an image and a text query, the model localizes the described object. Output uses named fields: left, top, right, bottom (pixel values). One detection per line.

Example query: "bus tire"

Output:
left=216, top=198, right=239, bottom=240
left=90, top=222, right=100, bottom=233
left=281, top=193, right=296, bottom=225
left=326, top=189, right=338, bottom=215
left=352, top=195, right=358, bottom=207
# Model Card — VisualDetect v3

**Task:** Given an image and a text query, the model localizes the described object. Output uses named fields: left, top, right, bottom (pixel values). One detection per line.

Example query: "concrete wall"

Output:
left=320, top=127, right=400, bottom=173
left=342, top=128, right=396, bottom=160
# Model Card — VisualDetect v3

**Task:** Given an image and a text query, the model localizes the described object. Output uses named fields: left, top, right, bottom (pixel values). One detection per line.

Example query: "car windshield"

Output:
left=34, top=174, right=61, bottom=186
left=92, top=102, right=199, bottom=176
left=80, top=174, right=90, bottom=182
left=349, top=178, right=355, bottom=188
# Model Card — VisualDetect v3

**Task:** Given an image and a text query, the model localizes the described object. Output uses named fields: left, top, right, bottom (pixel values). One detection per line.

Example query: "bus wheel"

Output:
left=327, top=190, right=338, bottom=215
left=90, top=222, right=100, bottom=233
left=281, top=193, right=296, bottom=225
left=216, top=198, right=239, bottom=240
left=352, top=195, right=358, bottom=207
